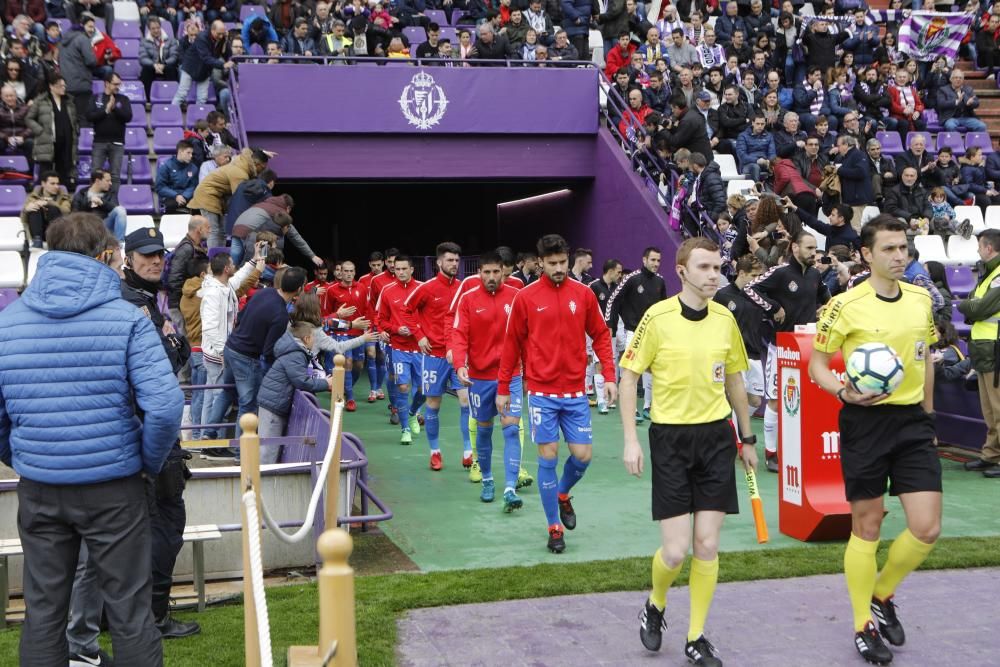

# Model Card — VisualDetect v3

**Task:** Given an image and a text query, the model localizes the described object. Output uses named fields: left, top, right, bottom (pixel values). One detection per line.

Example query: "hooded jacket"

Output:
left=256, top=331, right=329, bottom=417
left=188, top=147, right=258, bottom=215
left=180, top=274, right=204, bottom=347
left=0, top=251, right=183, bottom=483
left=59, top=28, right=98, bottom=94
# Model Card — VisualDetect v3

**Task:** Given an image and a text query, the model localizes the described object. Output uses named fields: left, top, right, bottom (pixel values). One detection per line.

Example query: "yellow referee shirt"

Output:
left=814, top=280, right=937, bottom=406
left=621, top=296, right=749, bottom=424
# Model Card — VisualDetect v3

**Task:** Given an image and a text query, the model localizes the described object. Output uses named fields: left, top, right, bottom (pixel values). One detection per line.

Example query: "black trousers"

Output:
left=140, top=64, right=179, bottom=101
left=17, top=475, right=162, bottom=667
left=26, top=204, right=64, bottom=240
left=151, top=445, right=191, bottom=620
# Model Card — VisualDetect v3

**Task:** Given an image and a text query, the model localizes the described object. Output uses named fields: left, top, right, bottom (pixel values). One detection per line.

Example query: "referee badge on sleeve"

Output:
left=712, top=362, right=725, bottom=383
left=915, top=341, right=926, bottom=361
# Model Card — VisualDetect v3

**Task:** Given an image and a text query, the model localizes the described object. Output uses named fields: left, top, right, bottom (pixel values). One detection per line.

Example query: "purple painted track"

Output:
left=397, top=568, right=997, bottom=666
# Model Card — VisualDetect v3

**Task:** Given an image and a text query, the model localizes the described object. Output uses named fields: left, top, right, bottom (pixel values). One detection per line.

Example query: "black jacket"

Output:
left=802, top=30, right=848, bottom=72
left=714, top=283, right=767, bottom=359
left=71, top=187, right=118, bottom=216
left=793, top=151, right=830, bottom=184
left=166, top=234, right=208, bottom=308
left=696, top=161, right=727, bottom=219
left=86, top=92, right=132, bottom=144
left=837, top=146, right=874, bottom=206
left=894, top=150, right=934, bottom=185
left=122, top=268, right=190, bottom=374
left=589, top=277, right=618, bottom=328
left=717, top=101, right=750, bottom=140
left=604, top=266, right=666, bottom=331
left=883, top=182, right=931, bottom=222
left=744, top=259, right=830, bottom=343
left=663, top=107, right=713, bottom=161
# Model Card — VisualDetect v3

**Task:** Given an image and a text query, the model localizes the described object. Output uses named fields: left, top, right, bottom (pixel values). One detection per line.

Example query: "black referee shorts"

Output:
left=838, top=403, right=942, bottom=502
left=648, top=420, right=740, bottom=521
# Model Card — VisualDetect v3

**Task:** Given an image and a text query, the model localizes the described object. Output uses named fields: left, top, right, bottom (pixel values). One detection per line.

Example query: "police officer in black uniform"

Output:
left=121, top=227, right=200, bottom=639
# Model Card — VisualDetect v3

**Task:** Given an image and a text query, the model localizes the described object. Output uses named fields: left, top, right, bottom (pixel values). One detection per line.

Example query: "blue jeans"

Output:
left=203, top=347, right=262, bottom=440
left=742, top=162, right=763, bottom=182
left=202, top=357, right=225, bottom=432
left=230, top=236, right=246, bottom=267
left=173, top=70, right=210, bottom=105
left=943, top=186, right=967, bottom=206
left=104, top=206, right=126, bottom=241
left=188, top=351, right=206, bottom=440
left=944, top=117, right=988, bottom=133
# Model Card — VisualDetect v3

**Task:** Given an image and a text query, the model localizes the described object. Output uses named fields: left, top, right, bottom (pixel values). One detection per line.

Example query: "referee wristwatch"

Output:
left=739, top=434, right=757, bottom=445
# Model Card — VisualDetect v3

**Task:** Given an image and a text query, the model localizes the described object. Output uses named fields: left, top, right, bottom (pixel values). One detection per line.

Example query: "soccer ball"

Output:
left=845, top=343, right=905, bottom=395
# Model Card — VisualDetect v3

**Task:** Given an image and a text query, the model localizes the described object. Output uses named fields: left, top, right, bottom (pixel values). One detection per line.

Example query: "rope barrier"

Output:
left=242, top=489, right=274, bottom=667
left=258, top=401, right=345, bottom=544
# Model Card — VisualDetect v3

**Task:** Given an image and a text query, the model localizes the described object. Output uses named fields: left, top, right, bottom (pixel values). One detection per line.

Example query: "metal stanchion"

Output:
left=240, top=413, right=263, bottom=667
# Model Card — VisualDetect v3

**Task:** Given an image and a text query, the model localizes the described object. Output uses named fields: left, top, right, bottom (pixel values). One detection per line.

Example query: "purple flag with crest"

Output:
left=898, top=11, right=973, bottom=62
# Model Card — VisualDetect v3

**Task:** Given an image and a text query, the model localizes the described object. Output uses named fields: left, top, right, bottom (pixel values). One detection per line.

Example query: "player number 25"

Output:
left=422, top=370, right=438, bottom=385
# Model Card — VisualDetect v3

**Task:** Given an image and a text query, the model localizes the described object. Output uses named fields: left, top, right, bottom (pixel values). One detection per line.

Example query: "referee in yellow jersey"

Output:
left=810, top=215, right=941, bottom=666
left=621, top=237, right=758, bottom=667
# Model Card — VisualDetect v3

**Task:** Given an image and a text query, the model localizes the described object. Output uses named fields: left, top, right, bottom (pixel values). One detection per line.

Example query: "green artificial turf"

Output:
left=1, top=535, right=997, bottom=666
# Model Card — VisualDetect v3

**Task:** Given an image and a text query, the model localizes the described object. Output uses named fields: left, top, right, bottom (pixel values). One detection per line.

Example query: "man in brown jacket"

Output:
left=20, top=170, right=72, bottom=248
left=187, top=146, right=274, bottom=248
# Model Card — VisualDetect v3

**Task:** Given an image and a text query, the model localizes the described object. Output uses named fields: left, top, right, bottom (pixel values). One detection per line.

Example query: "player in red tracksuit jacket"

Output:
left=362, top=249, right=397, bottom=410
left=376, top=255, right=424, bottom=444
left=322, top=260, right=372, bottom=410
left=401, top=242, right=469, bottom=472
left=450, top=251, right=526, bottom=511
left=497, top=234, right=617, bottom=554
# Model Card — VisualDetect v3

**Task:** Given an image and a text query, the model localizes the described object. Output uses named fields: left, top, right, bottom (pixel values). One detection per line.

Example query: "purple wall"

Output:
left=238, top=64, right=599, bottom=135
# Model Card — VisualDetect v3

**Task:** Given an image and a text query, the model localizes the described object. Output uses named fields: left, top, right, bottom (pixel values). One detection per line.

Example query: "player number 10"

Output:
left=470, top=393, right=481, bottom=408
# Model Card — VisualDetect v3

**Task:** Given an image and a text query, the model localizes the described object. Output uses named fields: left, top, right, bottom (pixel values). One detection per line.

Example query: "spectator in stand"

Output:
left=415, top=22, right=442, bottom=59
left=666, top=28, right=698, bottom=74
left=1, top=59, right=39, bottom=104
left=188, top=146, right=271, bottom=248
left=976, top=14, right=1000, bottom=79
left=834, top=134, right=873, bottom=232
left=224, top=167, right=274, bottom=236
left=202, top=266, right=307, bottom=458
left=205, top=0, right=238, bottom=23
left=772, top=144, right=821, bottom=216
left=549, top=29, right=579, bottom=62
left=281, top=17, right=316, bottom=57
left=663, top=91, right=713, bottom=160
left=604, top=31, right=634, bottom=79
left=89, top=16, right=122, bottom=79
left=936, top=69, right=987, bottom=133
left=796, top=200, right=860, bottom=250
left=894, top=132, right=934, bottom=187
left=470, top=22, right=514, bottom=62
left=854, top=66, right=894, bottom=133
left=690, top=151, right=727, bottom=219
left=773, top=111, right=806, bottom=155
left=888, top=68, right=926, bottom=138
left=232, top=196, right=322, bottom=268
left=20, top=170, right=71, bottom=248
left=802, top=17, right=847, bottom=75
left=524, top=0, right=554, bottom=45
left=884, top=165, right=931, bottom=224
left=0, top=84, right=32, bottom=160
left=717, top=84, right=749, bottom=152
left=714, top=1, right=746, bottom=46
left=643, top=70, right=669, bottom=113
left=139, top=16, right=180, bottom=100
left=827, top=67, right=857, bottom=130
left=318, top=19, right=351, bottom=58
left=243, top=16, right=279, bottom=52
left=757, top=89, right=783, bottom=133
left=180, top=254, right=210, bottom=440
left=842, top=8, right=879, bottom=67
left=71, top=168, right=128, bottom=240
left=597, top=0, right=627, bottom=59
left=560, top=0, right=595, bottom=61
left=758, top=69, right=792, bottom=111
left=866, top=138, right=897, bottom=205
left=619, top=87, right=653, bottom=140
left=156, top=139, right=199, bottom=213
left=176, top=0, right=204, bottom=25
left=696, top=27, right=725, bottom=69
left=347, top=15, right=388, bottom=57
left=199, top=143, right=232, bottom=181
left=795, top=133, right=831, bottom=190
left=59, top=15, right=98, bottom=127
left=87, top=72, right=132, bottom=194
left=139, top=0, right=180, bottom=33
left=792, top=66, right=834, bottom=133
left=0, top=213, right=182, bottom=667
left=308, top=1, right=335, bottom=42
left=960, top=145, right=1000, bottom=209
left=5, top=14, right=45, bottom=60
left=726, top=30, right=751, bottom=65
left=167, top=216, right=210, bottom=335
left=174, top=20, right=233, bottom=105
left=735, top=113, right=775, bottom=183
left=637, top=27, right=664, bottom=72
left=923, top=145, right=966, bottom=206
left=4, top=4, right=46, bottom=41
left=505, top=9, right=531, bottom=51
left=26, top=75, right=77, bottom=188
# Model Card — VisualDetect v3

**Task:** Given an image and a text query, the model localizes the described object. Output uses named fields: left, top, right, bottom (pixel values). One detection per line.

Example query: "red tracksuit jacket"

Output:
left=498, top=273, right=615, bottom=396
left=367, top=270, right=396, bottom=324
left=323, top=282, right=369, bottom=336
left=450, top=282, right=520, bottom=380
left=402, top=272, right=460, bottom=358
left=376, top=278, right=423, bottom=352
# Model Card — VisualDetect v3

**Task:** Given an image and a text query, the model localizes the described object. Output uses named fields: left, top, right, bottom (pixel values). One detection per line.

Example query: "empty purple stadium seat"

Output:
left=124, top=128, right=148, bottom=154
left=249, top=44, right=264, bottom=56
left=924, top=109, right=941, bottom=132
left=906, top=131, right=932, bottom=151
left=425, top=9, right=447, bottom=25
left=125, top=157, right=153, bottom=184
left=0, top=155, right=30, bottom=174
left=79, top=128, right=94, bottom=154
left=966, top=131, right=994, bottom=154
left=936, top=131, right=966, bottom=156
left=403, top=26, right=425, bottom=46
left=876, top=131, right=904, bottom=155
left=947, top=265, right=976, bottom=298
left=115, top=58, right=141, bottom=80
left=150, top=81, right=179, bottom=104
left=450, top=9, right=465, bottom=24
left=160, top=22, right=174, bottom=39
left=127, top=101, right=146, bottom=127
left=54, top=18, right=71, bottom=34
left=91, top=80, right=103, bottom=95
left=112, top=20, right=142, bottom=39
left=153, top=127, right=184, bottom=154
left=439, top=27, right=458, bottom=44
left=151, top=104, right=183, bottom=127
left=187, top=104, right=214, bottom=123
left=94, top=18, right=106, bottom=33
left=117, top=185, right=155, bottom=214
left=952, top=302, right=971, bottom=337
left=240, top=5, right=266, bottom=21
left=0, top=186, right=25, bottom=216
left=118, top=38, right=140, bottom=59
left=0, top=287, right=18, bottom=312
left=119, top=80, right=145, bottom=102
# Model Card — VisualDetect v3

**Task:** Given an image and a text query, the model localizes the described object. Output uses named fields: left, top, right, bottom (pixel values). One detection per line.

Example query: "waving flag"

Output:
left=898, top=12, right=973, bottom=62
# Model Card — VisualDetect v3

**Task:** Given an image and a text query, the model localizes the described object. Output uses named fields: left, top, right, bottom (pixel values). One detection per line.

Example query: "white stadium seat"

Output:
left=0, top=250, right=24, bottom=289
left=125, top=215, right=155, bottom=237
left=160, top=214, right=192, bottom=250
left=947, top=235, right=980, bottom=265
left=985, top=205, right=1000, bottom=230
left=803, top=225, right=826, bottom=251
left=727, top=179, right=756, bottom=198
left=715, top=154, right=740, bottom=182
left=0, top=217, right=24, bottom=251
left=954, top=205, right=986, bottom=232
left=112, top=1, right=141, bottom=21
left=913, top=234, right=949, bottom=265
left=26, top=249, right=45, bottom=285
left=861, top=206, right=880, bottom=225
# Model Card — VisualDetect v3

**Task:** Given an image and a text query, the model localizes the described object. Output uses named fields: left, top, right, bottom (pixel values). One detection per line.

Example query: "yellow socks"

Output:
left=648, top=548, right=683, bottom=611
left=873, top=529, right=934, bottom=601
left=687, top=556, right=719, bottom=641
left=844, top=533, right=879, bottom=631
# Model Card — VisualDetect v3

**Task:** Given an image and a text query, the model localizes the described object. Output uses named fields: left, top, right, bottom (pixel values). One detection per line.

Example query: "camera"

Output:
left=821, top=256, right=833, bottom=265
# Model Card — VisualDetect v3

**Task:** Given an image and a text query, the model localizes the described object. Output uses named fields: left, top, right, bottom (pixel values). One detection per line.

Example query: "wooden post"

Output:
left=287, top=529, right=357, bottom=667
left=240, top=413, right=263, bottom=667
left=325, top=355, right=346, bottom=533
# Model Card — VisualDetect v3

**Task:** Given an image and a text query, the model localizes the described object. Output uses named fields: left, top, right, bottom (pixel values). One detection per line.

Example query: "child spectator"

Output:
left=932, top=318, right=973, bottom=384
left=928, top=187, right=958, bottom=236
